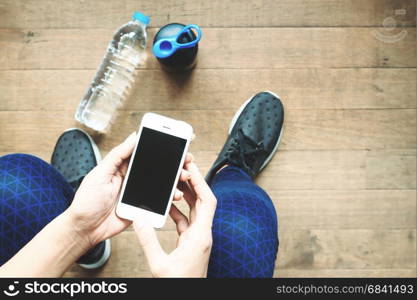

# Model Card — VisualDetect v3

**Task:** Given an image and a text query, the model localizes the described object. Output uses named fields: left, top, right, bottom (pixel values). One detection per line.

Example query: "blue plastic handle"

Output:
left=153, top=24, right=202, bottom=59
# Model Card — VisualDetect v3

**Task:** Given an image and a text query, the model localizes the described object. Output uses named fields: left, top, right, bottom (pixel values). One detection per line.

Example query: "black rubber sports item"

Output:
left=51, top=128, right=111, bottom=269
left=206, top=91, right=284, bottom=184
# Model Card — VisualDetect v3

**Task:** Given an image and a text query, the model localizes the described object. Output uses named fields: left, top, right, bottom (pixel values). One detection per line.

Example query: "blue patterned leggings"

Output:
left=0, top=154, right=278, bottom=277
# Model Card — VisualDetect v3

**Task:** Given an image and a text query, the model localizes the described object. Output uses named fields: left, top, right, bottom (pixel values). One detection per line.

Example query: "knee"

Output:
left=0, top=153, right=73, bottom=205
left=213, top=188, right=278, bottom=226
left=213, top=193, right=278, bottom=236
left=1, top=154, right=57, bottom=187
left=0, top=154, right=48, bottom=172
left=1, top=154, right=49, bottom=192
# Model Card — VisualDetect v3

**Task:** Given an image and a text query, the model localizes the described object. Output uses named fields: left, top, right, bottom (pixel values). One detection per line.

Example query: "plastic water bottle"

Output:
left=75, top=11, right=150, bottom=132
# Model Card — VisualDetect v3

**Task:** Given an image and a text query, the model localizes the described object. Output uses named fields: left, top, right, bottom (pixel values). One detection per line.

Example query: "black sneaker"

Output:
left=206, top=91, right=284, bottom=183
left=51, top=128, right=111, bottom=269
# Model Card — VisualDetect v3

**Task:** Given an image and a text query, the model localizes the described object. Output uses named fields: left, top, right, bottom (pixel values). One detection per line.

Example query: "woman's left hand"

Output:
left=65, top=132, right=137, bottom=248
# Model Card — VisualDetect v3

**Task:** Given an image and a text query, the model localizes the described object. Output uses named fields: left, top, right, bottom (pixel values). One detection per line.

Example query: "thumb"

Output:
left=133, top=217, right=166, bottom=270
left=100, top=132, right=136, bottom=175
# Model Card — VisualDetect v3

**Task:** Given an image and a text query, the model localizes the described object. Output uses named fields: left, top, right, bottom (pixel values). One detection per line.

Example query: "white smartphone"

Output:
left=116, top=112, right=193, bottom=228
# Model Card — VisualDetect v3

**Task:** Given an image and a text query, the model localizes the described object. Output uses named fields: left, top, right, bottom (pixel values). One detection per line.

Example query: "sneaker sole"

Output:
left=63, top=129, right=112, bottom=269
left=228, top=91, right=284, bottom=172
left=78, top=239, right=111, bottom=269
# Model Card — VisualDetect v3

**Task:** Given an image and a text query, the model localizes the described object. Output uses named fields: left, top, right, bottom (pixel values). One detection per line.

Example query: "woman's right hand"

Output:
left=133, top=154, right=217, bottom=277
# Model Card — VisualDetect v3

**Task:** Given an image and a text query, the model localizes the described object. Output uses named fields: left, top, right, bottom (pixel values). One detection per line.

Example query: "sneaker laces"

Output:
left=226, top=128, right=267, bottom=171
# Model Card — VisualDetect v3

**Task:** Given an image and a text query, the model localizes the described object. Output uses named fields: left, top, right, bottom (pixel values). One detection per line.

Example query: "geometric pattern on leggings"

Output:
left=207, top=166, right=278, bottom=278
left=0, top=154, right=73, bottom=265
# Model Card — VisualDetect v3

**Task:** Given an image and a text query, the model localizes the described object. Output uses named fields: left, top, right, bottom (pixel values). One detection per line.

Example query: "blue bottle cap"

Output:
left=153, top=24, right=202, bottom=59
left=132, top=11, right=150, bottom=25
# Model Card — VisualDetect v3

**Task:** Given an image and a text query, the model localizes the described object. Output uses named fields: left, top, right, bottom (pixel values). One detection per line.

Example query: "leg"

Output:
left=205, top=91, right=284, bottom=277
left=207, top=166, right=278, bottom=278
left=0, top=154, right=73, bottom=265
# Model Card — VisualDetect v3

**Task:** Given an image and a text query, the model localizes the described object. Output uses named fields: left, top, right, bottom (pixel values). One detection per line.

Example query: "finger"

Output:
left=169, top=204, right=189, bottom=234
left=177, top=181, right=196, bottom=208
left=133, top=218, right=166, bottom=269
left=100, top=132, right=136, bottom=175
left=173, top=189, right=183, bottom=201
left=179, top=169, right=191, bottom=182
left=184, top=152, right=193, bottom=165
left=111, top=172, right=123, bottom=187
left=186, top=161, right=217, bottom=228
left=107, top=206, right=132, bottom=236
left=177, top=181, right=197, bottom=223
left=119, top=160, right=129, bottom=177
left=186, top=161, right=213, bottom=199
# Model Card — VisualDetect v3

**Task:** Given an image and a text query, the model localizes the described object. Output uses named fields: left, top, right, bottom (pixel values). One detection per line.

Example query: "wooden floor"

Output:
left=0, top=0, right=416, bottom=277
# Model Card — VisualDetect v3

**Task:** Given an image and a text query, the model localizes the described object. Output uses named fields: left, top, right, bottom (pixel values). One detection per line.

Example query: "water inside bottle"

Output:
left=77, top=25, right=147, bottom=132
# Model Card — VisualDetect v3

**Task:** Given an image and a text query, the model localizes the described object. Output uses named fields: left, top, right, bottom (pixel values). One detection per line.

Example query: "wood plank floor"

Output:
left=0, top=0, right=415, bottom=277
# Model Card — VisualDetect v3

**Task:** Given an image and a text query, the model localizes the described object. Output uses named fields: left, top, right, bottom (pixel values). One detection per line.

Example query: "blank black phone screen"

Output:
left=121, top=127, right=187, bottom=215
